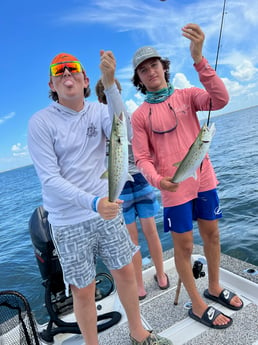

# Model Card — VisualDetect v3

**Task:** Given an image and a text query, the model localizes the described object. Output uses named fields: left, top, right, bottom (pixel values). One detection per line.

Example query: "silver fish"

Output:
left=101, top=112, right=133, bottom=202
left=171, top=123, right=216, bottom=183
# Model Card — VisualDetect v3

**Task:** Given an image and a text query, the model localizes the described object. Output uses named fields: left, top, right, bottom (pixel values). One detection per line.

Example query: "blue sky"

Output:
left=1, top=0, right=258, bottom=172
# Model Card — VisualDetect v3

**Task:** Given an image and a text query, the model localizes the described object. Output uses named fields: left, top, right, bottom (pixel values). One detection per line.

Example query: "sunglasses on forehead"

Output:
left=50, top=61, right=83, bottom=76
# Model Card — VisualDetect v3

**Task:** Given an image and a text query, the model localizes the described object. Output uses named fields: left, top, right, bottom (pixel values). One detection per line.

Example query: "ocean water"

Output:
left=0, top=106, right=257, bottom=324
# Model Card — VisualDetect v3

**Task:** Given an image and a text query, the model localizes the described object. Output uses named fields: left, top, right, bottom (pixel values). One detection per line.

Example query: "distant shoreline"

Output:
left=1, top=104, right=257, bottom=174
left=0, top=164, right=33, bottom=174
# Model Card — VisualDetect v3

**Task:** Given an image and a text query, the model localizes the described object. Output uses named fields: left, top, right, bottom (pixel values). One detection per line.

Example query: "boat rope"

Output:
left=207, top=0, right=227, bottom=126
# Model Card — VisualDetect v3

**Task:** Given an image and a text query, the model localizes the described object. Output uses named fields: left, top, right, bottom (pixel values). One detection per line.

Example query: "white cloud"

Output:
left=12, top=143, right=22, bottom=152
left=222, top=77, right=256, bottom=98
left=243, top=1, right=258, bottom=26
left=173, top=73, right=193, bottom=89
left=11, top=143, right=28, bottom=157
left=134, top=92, right=144, bottom=101
left=230, top=60, right=258, bottom=81
left=125, top=99, right=139, bottom=114
left=61, top=0, right=258, bottom=113
left=0, top=112, right=15, bottom=125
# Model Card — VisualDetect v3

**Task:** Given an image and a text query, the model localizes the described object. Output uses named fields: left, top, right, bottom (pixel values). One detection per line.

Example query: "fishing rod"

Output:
left=207, top=0, right=227, bottom=126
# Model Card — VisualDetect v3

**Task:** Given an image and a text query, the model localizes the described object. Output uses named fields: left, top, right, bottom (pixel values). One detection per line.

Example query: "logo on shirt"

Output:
left=87, top=123, right=98, bottom=137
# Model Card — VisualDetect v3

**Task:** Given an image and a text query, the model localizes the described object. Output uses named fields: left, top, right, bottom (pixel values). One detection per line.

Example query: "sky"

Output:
left=1, top=0, right=258, bottom=172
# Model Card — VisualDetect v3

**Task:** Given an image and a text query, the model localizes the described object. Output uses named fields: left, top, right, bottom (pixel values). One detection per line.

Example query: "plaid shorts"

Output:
left=51, top=213, right=138, bottom=295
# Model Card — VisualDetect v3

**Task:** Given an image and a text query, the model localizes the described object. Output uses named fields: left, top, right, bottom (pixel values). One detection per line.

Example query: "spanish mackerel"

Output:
left=171, top=123, right=216, bottom=183
left=101, top=112, right=133, bottom=202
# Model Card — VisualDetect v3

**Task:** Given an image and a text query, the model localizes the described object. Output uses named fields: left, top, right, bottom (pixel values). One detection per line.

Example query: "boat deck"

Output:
left=42, top=245, right=258, bottom=345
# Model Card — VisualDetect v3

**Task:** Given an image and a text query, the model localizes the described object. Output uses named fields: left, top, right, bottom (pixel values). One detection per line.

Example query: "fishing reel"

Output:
left=192, top=260, right=205, bottom=279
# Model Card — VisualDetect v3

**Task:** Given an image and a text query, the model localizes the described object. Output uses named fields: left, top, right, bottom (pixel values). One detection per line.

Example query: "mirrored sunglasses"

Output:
left=50, top=61, right=83, bottom=76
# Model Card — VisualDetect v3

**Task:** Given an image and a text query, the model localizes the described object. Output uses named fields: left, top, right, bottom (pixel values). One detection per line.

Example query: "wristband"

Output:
left=92, top=197, right=100, bottom=212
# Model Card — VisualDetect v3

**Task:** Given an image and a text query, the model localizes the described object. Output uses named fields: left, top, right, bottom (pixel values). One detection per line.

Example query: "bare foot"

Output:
left=154, top=273, right=170, bottom=289
left=138, top=286, right=147, bottom=300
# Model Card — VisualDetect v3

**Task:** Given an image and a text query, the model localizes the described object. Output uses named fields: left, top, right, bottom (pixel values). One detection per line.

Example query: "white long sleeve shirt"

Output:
left=28, top=84, right=129, bottom=225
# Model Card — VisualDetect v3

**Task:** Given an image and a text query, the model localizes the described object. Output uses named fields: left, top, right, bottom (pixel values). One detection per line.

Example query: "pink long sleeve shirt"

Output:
left=131, top=57, right=229, bottom=207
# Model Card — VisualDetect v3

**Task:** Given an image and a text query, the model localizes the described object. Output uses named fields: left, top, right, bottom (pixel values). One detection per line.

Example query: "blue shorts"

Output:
left=163, top=189, right=222, bottom=233
left=119, top=173, right=160, bottom=225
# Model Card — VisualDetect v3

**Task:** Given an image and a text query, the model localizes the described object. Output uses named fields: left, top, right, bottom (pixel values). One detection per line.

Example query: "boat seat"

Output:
left=0, top=290, right=40, bottom=345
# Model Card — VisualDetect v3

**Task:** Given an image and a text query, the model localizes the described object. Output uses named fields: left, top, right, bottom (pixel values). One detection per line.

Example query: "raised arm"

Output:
left=100, top=50, right=132, bottom=140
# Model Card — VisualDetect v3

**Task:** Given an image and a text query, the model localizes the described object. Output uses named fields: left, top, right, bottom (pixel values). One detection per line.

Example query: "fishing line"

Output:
left=207, top=0, right=227, bottom=126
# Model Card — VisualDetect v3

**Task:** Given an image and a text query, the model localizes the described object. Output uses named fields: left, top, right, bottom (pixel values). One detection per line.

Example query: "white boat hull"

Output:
left=36, top=250, right=258, bottom=345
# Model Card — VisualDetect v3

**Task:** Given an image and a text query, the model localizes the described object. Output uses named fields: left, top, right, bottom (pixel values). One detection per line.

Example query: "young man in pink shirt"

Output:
left=131, top=23, right=243, bottom=329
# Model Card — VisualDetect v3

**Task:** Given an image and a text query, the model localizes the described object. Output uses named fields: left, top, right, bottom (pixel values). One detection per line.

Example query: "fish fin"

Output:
left=173, top=161, right=181, bottom=167
left=118, top=111, right=124, bottom=121
left=127, top=174, right=134, bottom=182
left=100, top=170, right=108, bottom=179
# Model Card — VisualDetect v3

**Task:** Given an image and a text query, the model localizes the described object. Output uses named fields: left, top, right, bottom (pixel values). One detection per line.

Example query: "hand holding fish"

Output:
left=97, top=197, right=123, bottom=220
left=100, top=50, right=116, bottom=89
left=182, top=23, right=204, bottom=65
left=160, top=177, right=179, bottom=192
